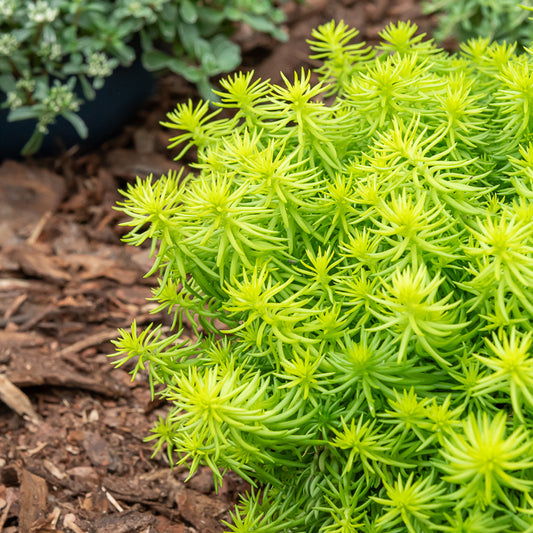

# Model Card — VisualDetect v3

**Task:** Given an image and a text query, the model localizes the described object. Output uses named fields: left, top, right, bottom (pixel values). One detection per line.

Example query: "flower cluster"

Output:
left=114, top=20, right=533, bottom=532
left=27, top=0, right=59, bottom=24
left=0, top=0, right=15, bottom=18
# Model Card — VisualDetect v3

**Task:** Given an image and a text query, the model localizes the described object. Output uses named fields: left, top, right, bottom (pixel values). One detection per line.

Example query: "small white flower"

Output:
left=0, top=0, right=16, bottom=18
left=37, top=115, right=52, bottom=134
left=123, top=0, right=157, bottom=20
left=27, top=0, right=59, bottom=24
left=16, top=78, right=36, bottom=94
left=6, top=91, right=23, bottom=109
left=38, top=41, right=62, bottom=61
left=49, top=42, right=62, bottom=61
left=127, top=1, right=144, bottom=16
left=87, top=52, right=114, bottom=78
left=43, top=84, right=79, bottom=114
left=0, top=34, right=17, bottom=56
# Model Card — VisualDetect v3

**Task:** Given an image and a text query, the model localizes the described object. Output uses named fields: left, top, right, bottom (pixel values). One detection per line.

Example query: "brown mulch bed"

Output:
left=0, top=1, right=437, bottom=531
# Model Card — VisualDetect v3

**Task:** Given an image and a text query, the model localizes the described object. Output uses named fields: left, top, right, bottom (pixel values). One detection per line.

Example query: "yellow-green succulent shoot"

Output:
left=113, top=19, right=533, bottom=532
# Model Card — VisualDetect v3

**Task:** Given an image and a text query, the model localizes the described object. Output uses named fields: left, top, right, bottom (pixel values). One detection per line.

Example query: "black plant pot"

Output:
left=0, top=57, right=156, bottom=160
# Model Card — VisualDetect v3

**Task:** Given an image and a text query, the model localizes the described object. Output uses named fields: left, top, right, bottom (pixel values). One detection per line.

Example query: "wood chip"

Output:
left=93, top=509, right=155, bottom=533
left=102, top=487, right=124, bottom=512
left=0, top=374, right=41, bottom=424
left=59, top=329, right=118, bottom=356
left=26, top=210, right=53, bottom=245
left=5, top=244, right=71, bottom=284
left=175, top=487, right=228, bottom=532
left=0, top=160, right=65, bottom=247
left=19, top=469, right=48, bottom=533
left=6, top=351, right=130, bottom=398
left=43, top=459, right=66, bottom=481
left=82, top=432, right=121, bottom=470
left=0, top=496, right=12, bottom=531
left=64, top=513, right=87, bottom=533
left=2, top=293, right=27, bottom=322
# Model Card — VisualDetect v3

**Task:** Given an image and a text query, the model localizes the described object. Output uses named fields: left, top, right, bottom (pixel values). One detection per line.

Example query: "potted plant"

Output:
left=0, top=0, right=289, bottom=157
left=112, top=18, right=533, bottom=531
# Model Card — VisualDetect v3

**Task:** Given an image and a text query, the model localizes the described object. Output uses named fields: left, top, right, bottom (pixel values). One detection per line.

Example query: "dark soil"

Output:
left=0, top=1, right=437, bottom=531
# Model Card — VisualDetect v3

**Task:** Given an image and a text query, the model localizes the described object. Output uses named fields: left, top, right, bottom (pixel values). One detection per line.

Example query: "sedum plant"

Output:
left=0, top=0, right=288, bottom=155
left=113, top=19, right=533, bottom=532
left=423, top=0, right=533, bottom=49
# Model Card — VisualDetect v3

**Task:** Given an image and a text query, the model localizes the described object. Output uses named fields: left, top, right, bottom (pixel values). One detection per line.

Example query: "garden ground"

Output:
left=0, top=1, right=437, bottom=531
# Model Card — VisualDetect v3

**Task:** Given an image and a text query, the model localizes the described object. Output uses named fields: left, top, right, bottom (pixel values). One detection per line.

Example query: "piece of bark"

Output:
left=103, top=475, right=161, bottom=503
left=67, top=466, right=101, bottom=492
left=23, top=462, right=79, bottom=495
left=0, top=486, right=15, bottom=531
left=92, top=509, right=155, bottom=533
left=80, top=489, right=110, bottom=514
left=59, top=330, right=118, bottom=357
left=0, top=161, right=65, bottom=247
left=63, top=513, right=87, bottom=533
left=82, top=432, right=121, bottom=472
left=31, top=507, right=61, bottom=532
left=152, top=515, right=188, bottom=533
left=19, top=469, right=48, bottom=533
left=0, top=374, right=40, bottom=424
left=175, top=487, right=228, bottom=533
left=187, top=467, right=215, bottom=495
left=42, top=460, right=66, bottom=481
left=5, top=244, right=71, bottom=284
left=0, top=329, right=47, bottom=357
left=6, top=351, right=129, bottom=398
left=102, top=476, right=182, bottom=521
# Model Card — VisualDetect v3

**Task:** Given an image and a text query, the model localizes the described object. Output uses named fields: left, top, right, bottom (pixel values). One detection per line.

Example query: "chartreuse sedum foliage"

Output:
left=112, top=19, right=533, bottom=532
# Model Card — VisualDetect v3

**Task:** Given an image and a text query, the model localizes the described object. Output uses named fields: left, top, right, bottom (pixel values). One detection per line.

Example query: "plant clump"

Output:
left=0, top=0, right=289, bottom=155
left=423, top=0, right=533, bottom=49
left=113, top=19, right=533, bottom=532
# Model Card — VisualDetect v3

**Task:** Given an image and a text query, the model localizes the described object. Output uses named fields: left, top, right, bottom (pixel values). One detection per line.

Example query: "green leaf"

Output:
left=114, top=17, right=533, bottom=533
left=241, top=12, right=280, bottom=33
left=179, top=0, right=198, bottom=24
left=62, top=111, right=88, bottom=139
left=192, top=38, right=212, bottom=63
left=177, top=22, right=201, bottom=56
left=111, top=40, right=135, bottom=65
left=209, top=35, right=241, bottom=73
left=0, top=74, right=16, bottom=94
left=195, top=6, right=226, bottom=27
left=143, top=48, right=203, bottom=82
left=157, top=4, right=178, bottom=41
left=142, top=49, right=175, bottom=71
left=78, top=75, right=96, bottom=100
left=171, top=62, right=203, bottom=83
left=222, top=6, right=245, bottom=22
left=7, top=106, right=39, bottom=122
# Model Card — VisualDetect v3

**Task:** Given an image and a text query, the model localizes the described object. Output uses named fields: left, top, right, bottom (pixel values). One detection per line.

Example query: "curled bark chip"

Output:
left=0, top=374, right=40, bottom=425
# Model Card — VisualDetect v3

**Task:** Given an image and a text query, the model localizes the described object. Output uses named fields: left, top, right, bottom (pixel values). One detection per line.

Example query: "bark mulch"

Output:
left=0, top=1, right=437, bottom=531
